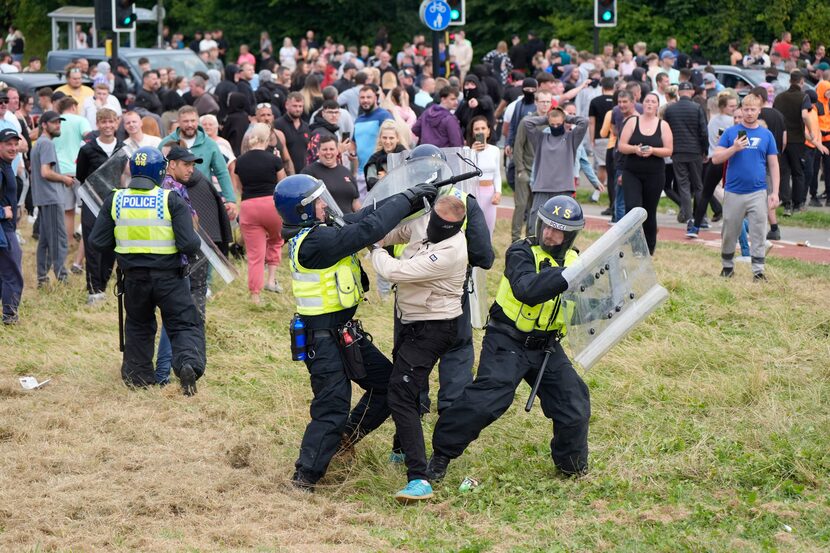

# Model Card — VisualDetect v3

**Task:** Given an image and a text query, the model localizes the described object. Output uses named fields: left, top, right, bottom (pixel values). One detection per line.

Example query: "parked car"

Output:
left=710, top=64, right=814, bottom=96
left=47, top=47, right=208, bottom=85
left=0, top=72, right=90, bottom=98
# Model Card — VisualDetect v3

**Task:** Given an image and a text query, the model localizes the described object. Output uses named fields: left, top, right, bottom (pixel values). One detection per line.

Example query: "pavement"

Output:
left=495, top=195, right=830, bottom=264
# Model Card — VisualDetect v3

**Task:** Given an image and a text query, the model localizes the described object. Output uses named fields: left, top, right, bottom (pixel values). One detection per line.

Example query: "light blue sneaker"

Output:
left=394, top=479, right=434, bottom=503
left=389, top=451, right=406, bottom=464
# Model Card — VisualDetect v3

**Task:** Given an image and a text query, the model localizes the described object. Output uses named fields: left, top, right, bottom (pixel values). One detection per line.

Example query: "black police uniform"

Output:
left=89, top=178, right=204, bottom=389
left=293, top=194, right=415, bottom=486
left=430, top=237, right=591, bottom=475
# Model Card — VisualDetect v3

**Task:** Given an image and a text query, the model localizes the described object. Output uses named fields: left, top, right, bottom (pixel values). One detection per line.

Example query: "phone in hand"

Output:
left=639, top=144, right=651, bottom=152
left=737, top=130, right=747, bottom=140
left=717, top=128, right=725, bottom=137
left=475, top=132, right=485, bottom=144
left=341, top=131, right=351, bottom=141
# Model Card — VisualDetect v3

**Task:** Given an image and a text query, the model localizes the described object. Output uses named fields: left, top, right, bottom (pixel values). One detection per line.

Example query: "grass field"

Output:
left=1, top=218, right=829, bottom=552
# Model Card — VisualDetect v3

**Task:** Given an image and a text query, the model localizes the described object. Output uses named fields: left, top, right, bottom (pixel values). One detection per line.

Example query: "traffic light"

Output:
left=594, top=0, right=617, bottom=27
left=112, top=0, right=136, bottom=31
left=94, top=0, right=113, bottom=31
left=448, top=0, right=465, bottom=26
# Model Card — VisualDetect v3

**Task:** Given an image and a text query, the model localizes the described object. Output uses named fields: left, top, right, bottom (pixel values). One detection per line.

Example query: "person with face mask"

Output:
left=370, top=195, right=469, bottom=503
left=426, top=195, right=591, bottom=484
left=454, top=74, right=496, bottom=138
left=273, top=174, right=438, bottom=492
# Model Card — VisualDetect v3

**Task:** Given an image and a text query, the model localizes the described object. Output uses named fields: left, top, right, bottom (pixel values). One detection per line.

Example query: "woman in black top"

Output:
left=618, top=92, right=674, bottom=255
left=222, top=93, right=251, bottom=157
left=231, top=123, right=287, bottom=304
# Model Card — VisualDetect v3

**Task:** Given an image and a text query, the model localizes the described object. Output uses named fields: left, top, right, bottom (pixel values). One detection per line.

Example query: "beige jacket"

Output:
left=371, top=216, right=468, bottom=322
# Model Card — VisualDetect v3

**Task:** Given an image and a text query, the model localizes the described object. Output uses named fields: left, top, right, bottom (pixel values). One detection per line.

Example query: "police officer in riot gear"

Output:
left=426, top=195, right=591, bottom=481
left=90, top=147, right=204, bottom=395
left=274, top=173, right=438, bottom=491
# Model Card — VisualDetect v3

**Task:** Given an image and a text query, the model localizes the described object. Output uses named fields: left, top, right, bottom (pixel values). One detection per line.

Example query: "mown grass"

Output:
left=1, top=218, right=828, bottom=552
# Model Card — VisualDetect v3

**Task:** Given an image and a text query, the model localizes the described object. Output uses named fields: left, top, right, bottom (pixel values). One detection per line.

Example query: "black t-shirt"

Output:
left=759, top=107, right=786, bottom=153
left=301, top=161, right=359, bottom=214
left=274, top=115, right=311, bottom=172
left=588, top=94, right=615, bottom=139
left=234, top=149, right=283, bottom=200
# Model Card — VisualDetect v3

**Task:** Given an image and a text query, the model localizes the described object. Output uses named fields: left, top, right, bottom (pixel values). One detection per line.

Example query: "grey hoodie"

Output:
left=524, top=114, right=588, bottom=193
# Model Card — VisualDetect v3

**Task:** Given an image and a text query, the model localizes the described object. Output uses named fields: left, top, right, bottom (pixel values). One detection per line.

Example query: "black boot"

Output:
left=426, top=454, right=451, bottom=482
left=179, top=364, right=197, bottom=396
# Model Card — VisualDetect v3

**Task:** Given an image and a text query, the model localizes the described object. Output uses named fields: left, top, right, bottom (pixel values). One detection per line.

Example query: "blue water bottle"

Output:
left=290, top=313, right=307, bottom=361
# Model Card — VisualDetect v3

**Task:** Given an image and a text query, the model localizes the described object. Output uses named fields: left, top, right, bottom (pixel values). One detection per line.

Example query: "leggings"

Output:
left=622, top=169, right=664, bottom=255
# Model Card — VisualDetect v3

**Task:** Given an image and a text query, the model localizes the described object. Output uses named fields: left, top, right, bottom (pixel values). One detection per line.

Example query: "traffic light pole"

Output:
left=432, top=31, right=440, bottom=79
left=593, top=27, right=599, bottom=55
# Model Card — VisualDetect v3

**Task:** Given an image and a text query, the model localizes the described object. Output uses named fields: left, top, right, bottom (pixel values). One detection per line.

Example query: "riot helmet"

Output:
left=274, top=174, right=344, bottom=232
left=129, top=147, right=167, bottom=188
left=535, top=195, right=584, bottom=261
left=406, top=143, right=447, bottom=163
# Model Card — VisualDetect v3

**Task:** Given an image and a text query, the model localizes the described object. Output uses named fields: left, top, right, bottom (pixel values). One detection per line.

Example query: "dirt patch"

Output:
left=638, top=505, right=691, bottom=524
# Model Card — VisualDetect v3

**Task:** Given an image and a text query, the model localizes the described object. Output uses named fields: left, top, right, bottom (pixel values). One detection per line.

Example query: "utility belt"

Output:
left=486, top=318, right=559, bottom=350
left=308, top=319, right=373, bottom=380
left=121, top=266, right=189, bottom=278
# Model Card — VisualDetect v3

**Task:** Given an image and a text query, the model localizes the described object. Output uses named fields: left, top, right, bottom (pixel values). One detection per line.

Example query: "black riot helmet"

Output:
left=406, top=143, right=447, bottom=163
left=535, top=195, right=585, bottom=261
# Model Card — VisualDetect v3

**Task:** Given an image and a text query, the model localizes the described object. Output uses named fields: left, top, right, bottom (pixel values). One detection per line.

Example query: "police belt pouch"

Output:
left=338, top=320, right=369, bottom=380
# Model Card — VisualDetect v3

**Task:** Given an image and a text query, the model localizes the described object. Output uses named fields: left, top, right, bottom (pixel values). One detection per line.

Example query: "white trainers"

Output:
left=590, top=189, right=601, bottom=203
left=86, top=292, right=107, bottom=305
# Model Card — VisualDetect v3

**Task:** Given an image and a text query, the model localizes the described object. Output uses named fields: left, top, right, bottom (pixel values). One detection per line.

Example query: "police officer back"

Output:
left=274, top=173, right=438, bottom=491
left=90, top=146, right=204, bottom=396
left=426, top=195, right=592, bottom=481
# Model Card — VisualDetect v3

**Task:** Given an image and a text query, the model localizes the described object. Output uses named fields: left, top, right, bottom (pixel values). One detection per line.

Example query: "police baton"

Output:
left=525, top=347, right=553, bottom=412
left=428, top=169, right=483, bottom=190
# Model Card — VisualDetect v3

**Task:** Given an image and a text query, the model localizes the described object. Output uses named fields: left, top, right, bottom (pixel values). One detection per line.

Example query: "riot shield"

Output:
left=386, top=147, right=480, bottom=196
left=561, top=207, right=668, bottom=370
left=468, top=267, right=489, bottom=329
left=80, top=146, right=239, bottom=284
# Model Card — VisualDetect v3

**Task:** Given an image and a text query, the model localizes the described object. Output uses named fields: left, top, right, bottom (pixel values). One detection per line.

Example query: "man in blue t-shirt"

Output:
left=712, top=93, right=780, bottom=280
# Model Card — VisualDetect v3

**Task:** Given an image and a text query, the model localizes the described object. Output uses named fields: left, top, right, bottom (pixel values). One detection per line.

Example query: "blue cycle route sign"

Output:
left=419, top=0, right=452, bottom=32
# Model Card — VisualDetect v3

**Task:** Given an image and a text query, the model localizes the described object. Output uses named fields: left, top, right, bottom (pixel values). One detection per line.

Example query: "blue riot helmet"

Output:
left=535, top=195, right=585, bottom=260
left=129, top=147, right=167, bottom=188
left=274, top=174, right=344, bottom=232
left=406, top=143, right=447, bottom=163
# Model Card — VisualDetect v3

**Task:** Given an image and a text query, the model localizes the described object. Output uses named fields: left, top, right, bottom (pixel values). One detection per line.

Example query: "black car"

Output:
left=0, top=72, right=86, bottom=97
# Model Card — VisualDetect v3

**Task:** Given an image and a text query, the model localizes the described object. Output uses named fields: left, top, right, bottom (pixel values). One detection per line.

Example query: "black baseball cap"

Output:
left=0, top=128, right=20, bottom=142
left=522, top=77, right=539, bottom=89
left=40, top=111, right=66, bottom=125
left=678, top=81, right=695, bottom=91
left=166, top=145, right=203, bottom=164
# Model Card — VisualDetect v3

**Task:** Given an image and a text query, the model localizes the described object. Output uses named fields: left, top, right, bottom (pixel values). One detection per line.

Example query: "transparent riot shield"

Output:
left=386, top=147, right=480, bottom=196
left=561, top=207, right=668, bottom=370
left=80, top=146, right=239, bottom=284
left=468, top=267, right=489, bottom=329
left=363, top=155, right=453, bottom=223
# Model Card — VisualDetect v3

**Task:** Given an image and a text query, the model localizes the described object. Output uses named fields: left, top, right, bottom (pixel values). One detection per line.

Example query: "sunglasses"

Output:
left=256, top=103, right=272, bottom=109
left=0, top=99, right=8, bottom=105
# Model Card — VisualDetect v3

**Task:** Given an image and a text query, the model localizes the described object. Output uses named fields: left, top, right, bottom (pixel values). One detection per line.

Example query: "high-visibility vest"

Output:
left=289, top=227, right=363, bottom=315
left=494, top=245, right=578, bottom=333
left=111, top=187, right=177, bottom=254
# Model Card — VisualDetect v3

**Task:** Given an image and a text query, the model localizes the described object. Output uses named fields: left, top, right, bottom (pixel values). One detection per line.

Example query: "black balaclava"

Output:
left=426, top=210, right=465, bottom=244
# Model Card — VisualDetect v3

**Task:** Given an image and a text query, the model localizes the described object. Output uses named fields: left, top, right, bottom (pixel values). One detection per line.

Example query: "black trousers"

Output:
left=804, top=147, right=820, bottom=200
left=694, top=161, right=725, bottom=228
left=622, top=169, right=664, bottom=255
left=432, top=328, right=591, bottom=475
left=779, top=142, right=805, bottom=208
left=672, top=158, right=703, bottom=222
left=606, top=147, right=616, bottom=211
left=82, top=203, right=116, bottom=294
left=121, top=267, right=205, bottom=387
left=389, top=318, right=458, bottom=482
left=295, top=333, right=393, bottom=483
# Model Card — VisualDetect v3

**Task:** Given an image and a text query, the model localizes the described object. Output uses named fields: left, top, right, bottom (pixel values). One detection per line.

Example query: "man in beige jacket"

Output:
left=371, top=195, right=468, bottom=503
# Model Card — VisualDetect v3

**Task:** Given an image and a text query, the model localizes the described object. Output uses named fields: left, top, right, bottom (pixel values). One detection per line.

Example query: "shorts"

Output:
left=594, top=139, right=609, bottom=166
left=61, top=180, right=79, bottom=211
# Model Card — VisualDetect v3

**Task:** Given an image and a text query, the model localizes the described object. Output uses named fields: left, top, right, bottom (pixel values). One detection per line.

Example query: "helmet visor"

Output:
left=301, top=181, right=344, bottom=222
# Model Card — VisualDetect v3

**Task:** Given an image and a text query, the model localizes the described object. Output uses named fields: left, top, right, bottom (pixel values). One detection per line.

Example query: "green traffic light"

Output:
left=450, top=9, right=460, bottom=20
left=602, top=10, right=612, bottom=21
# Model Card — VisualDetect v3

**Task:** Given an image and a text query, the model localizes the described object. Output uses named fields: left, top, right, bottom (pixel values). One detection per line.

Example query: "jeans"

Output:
left=613, top=168, right=625, bottom=222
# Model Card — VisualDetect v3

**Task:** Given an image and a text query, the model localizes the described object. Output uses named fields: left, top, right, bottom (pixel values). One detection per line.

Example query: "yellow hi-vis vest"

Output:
left=111, top=187, right=177, bottom=255
left=495, top=245, right=578, bottom=334
left=289, top=227, right=364, bottom=315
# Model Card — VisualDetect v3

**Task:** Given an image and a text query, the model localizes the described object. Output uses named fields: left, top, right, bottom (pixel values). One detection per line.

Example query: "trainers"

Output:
left=809, top=197, right=822, bottom=207
left=394, top=479, right=434, bottom=503
left=600, top=207, right=612, bottom=216
left=291, top=470, right=315, bottom=493
left=711, top=212, right=723, bottom=223
left=71, top=263, right=84, bottom=274
left=86, top=292, right=107, bottom=305
left=179, top=363, right=197, bottom=396
left=264, top=282, right=283, bottom=293
left=590, top=189, right=601, bottom=203
left=686, top=225, right=699, bottom=238
left=766, top=228, right=781, bottom=241
left=719, top=267, right=734, bottom=279
left=782, top=207, right=793, bottom=217
left=426, top=454, right=450, bottom=482
left=753, top=272, right=767, bottom=282
left=389, top=451, right=406, bottom=464
left=735, top=256, right=751, bottom=263
left=700, top=217, right=711, bottom=229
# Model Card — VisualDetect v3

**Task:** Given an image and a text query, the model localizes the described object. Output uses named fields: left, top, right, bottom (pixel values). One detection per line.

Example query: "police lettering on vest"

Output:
left=120, top=195, right=159, bottom=209
left=111, top=187, right=177, bottom=255
left=495, top=246, right=578, bottom=334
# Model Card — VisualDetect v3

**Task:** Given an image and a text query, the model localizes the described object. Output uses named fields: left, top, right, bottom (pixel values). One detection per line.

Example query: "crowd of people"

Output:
left=2, top=24, right=829, bottom=500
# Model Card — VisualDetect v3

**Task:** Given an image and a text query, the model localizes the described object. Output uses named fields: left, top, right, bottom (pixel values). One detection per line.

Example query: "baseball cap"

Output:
left=660, top=51, right=677, bottom=60
left=678, top=81, right=695, bottom=91
left=522, top=77, right=539, bottom=89
left=342, top=62, right=357, bottom=72
left=39, top=111, right=65, bottom=125
left=702, top=73, right=717, bottom=84
left=0, top=128, right=20, bottom=142
left=0, top=91, right=7, bottom=101
left=816, top=62, right=830, bottom=71
left=166, top=146, right=203, bottom=164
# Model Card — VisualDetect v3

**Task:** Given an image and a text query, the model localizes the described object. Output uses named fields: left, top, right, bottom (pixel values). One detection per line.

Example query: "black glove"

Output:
left=401, top=182, right=438, bottom=208
left=539, top=258, right=552, bottom=270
